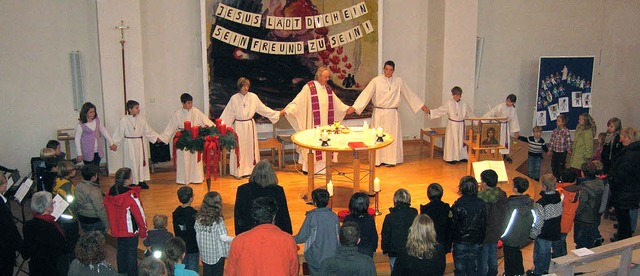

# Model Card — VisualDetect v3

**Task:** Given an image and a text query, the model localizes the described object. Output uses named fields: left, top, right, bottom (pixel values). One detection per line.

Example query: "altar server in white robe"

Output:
left=427, top=86, right=475, bottom=164
left=220, top=77, right=283, bottom=178
left=483, top=94, right=520, bottom=162
left=283, top=67, right=356, bottom=174
left=353, top=60, right=429, bottom=166
left=160, top=93, right=214, bottom=184
left=112, top=100, right=162, bottom=187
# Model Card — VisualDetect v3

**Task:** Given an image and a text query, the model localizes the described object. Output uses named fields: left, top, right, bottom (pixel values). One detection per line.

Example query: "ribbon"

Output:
left=173, top=131, right=182, bottom=169
left=231, top=128, right=241, bottom=167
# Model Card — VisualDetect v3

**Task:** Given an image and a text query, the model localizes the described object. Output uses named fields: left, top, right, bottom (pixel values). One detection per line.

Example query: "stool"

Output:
left=258, top=138, right=283, bottom=170
left=420, top=127, right=446, bottom=159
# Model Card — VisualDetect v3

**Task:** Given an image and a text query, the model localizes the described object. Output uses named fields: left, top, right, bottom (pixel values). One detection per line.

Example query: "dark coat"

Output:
left=420, top=200, right=452, bottom=249
left=390, top=244, right=447, bottom=276
left=575, top=178, right=604, bottom=225
left=501, top=195, right=534, bottom=248
left=609, top=141, right=640, bottom=210
left=381, top=203, right=418, bottom=257
left=23, top=216, right=67, bottom=276
left=0, top=198, right=22, bottom=274
left=234, top=182, right=292, bottom=235
left=320, top=246, right=376, bottom=276
left=483, top=195, right=508, bottom=244
left=451, top=195, right=486, bottom=244
left=343, top=214, right=378, bottom=257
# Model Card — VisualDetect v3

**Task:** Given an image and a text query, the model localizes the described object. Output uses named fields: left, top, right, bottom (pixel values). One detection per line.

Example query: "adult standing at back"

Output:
left=75, top=102, right=117, bottom=166
left=381, top=188, right=418, bottom=272
left=609, top=127, right=640, bottom=241
left=234, top=159, right=292, bottom=235
left=352, top=60, right=429, bottom=166
left=160, top=93, right=214, bottom=184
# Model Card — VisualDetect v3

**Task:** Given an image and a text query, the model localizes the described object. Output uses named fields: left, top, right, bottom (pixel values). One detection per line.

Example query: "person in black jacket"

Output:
left=451, top=176, right=486, bottom=275
left=0, top=174, right=23, bottom=276
left=420, top=183, right=452, bottom=251
left=609, top=127, right=640, bottom=241
left=344, top=192, right=378, bottom=257
left=22, top=191, right=67, bottom=276
left=381, top=188, right=418, bottom=272
left=234, top=159, right=292, bottom=235
left=391, top=214, right=446, bottom=276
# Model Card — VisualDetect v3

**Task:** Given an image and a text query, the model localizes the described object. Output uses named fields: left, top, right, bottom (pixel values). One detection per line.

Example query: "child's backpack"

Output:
left=501, top=199, right=534, bottom=248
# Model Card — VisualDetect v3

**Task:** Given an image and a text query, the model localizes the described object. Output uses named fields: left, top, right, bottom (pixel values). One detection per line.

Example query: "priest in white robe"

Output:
left=112, top=100, right=161, bottom=186
left=283, top=67, right=355, bottom=174
left=428, top=86, right=475, bottom=164
left=220, top=77, right=283, bottom=178
left=353, top=60, right=429, bottom=166
left=483, top=94, right=520, bottom=162
left=160, top=93, right=214, bottom=184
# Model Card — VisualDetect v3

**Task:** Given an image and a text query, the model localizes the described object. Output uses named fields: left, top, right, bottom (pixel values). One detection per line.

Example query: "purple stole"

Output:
left=80, top=118, right=104, bottom=161
left=308, top=81, right=334, bottom=161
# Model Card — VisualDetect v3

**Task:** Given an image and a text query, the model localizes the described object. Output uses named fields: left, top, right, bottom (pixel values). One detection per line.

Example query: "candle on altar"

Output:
left=219, top=121, right=227, bottom=136
left=327, top=180, right=334, bottom=196
left=191, top=125, right=200, bottom=139
left=321, top=130, right=328, bottom=141
left=183, top=121, right=191, bottom=131
left=315, top=126, right=320, bottom=137
left=374, top=177, right=381, bottom=192
left=376, top=127, right=383, bottom=137
left=363, top=121, right=369, bottom=130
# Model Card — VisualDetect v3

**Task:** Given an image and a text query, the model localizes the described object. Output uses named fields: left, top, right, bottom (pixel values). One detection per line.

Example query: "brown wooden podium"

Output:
left=464, top=118, right=507, bottom=176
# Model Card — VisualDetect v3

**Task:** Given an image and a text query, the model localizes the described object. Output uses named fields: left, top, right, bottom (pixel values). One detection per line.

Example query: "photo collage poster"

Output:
left=535, top=56, right=594, bottom=131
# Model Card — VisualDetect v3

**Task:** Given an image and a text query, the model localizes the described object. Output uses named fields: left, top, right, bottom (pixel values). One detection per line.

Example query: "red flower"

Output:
left=336, top=46, right=344, bottom=55
left=345, top=63, right=352, bottom=69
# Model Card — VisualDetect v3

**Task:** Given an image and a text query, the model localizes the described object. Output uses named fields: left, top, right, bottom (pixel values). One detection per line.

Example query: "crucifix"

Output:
left=116, top=20, right=130, bottom=114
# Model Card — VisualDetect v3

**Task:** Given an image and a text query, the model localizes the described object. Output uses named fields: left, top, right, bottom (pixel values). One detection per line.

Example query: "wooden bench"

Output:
left=420, top=127, right=446, bottom=159
left=549, top=235, right=640, bottom=275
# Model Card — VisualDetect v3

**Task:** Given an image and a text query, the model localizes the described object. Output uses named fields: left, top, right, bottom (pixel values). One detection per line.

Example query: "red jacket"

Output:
left=103, top=185, right=148, bottom=238
left=557, top=182, right=580, bottom=234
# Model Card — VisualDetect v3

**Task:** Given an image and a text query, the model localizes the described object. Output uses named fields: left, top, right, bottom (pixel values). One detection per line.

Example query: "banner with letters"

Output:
left=205, top=0, right=379, bottom=121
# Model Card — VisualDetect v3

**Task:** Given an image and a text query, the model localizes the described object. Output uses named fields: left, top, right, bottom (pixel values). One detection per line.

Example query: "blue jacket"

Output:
left=294, top=207, right=340, bottom=268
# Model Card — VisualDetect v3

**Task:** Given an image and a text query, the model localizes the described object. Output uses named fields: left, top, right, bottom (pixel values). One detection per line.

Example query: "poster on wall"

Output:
left=534, top=56, right=594, bottom=131
left=203, top=0, right=379, bottom=122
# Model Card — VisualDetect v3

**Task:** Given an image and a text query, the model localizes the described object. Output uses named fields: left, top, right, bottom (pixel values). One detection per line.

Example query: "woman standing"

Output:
left=391, top=214, right=447, bottom=276
left=234, top=159, right=292, bottom=235
left=609, top=128, right=640, bottom=241
left=75, top=102, right=117, bottom=166
left=220, top=77, right=283, bottom=178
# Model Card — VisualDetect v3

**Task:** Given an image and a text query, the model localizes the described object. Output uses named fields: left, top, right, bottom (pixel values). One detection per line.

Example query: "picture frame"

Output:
left=479, top=122, right=501, bottom=147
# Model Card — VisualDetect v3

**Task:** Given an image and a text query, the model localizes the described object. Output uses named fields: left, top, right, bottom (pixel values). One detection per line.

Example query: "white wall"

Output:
left=382, top=0, right=429, bottom=139
left=0, top=0, right=103, bottom=174
left=476, top=0, right=640, bottom=135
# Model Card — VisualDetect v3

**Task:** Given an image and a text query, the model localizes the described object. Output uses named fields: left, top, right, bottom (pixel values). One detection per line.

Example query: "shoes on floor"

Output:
left=459, top=159, right=468, bottom=162
left=139, top=182, right=150, bottom=189
left=445, top=160, right=458, bottom=165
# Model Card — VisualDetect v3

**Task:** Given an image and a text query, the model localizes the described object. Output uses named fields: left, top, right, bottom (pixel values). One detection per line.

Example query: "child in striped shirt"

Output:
left=518, top=126, right=549, bottom=181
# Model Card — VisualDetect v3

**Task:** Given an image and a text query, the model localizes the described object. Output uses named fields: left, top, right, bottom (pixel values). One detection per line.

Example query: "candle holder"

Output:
left=321, top=138, right=329, bottom=147
left=374, top=190, right=382, bottom=215
left=376, top=134, right=384, bottom=143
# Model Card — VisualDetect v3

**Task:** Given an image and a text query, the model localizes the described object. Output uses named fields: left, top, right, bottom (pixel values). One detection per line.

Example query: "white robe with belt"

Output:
left=160, top=107, right=214, bottom=184
left=220, top=92, right=280, bottom=178
left=284, top=81, right=349, bottom=174
left=353, top=75, right=424, bottom=165
left=483, top=102, right=520, bottom=155
left=112, top=114, right=159, bottom=184
left=429, top=99, right=475, bottom=162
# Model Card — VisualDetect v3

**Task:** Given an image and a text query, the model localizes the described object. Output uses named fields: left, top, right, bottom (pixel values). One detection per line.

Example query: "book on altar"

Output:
left=348, top=141, right=368, bottom=150
left=51, top=194, right=70, bottom=221
left=472, top=160, right=508, bottom=182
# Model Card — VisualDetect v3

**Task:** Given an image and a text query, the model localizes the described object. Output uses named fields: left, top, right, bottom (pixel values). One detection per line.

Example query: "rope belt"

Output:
left=374, top=106, right=398, bottom=110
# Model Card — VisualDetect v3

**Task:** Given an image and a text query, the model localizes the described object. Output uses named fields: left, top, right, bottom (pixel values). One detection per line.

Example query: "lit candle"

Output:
left=315, top=125, right=320, bottom=137
left=327, top=180, right=334, bottom=196
left=321, top=130, right=328, bottom=141
left=374, top=177, right=381, bottom=192
left=376, top=127, right=383, bottom=137
left=363, top=121, right=369, bottom=130
left=220, top=121, right=227, bottom=136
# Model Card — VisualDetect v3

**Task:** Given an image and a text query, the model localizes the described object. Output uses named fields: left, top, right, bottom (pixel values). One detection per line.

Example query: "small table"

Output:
left=420, top=127, right=446, bottom=159
left=291, top=127, right=394, bottom=200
